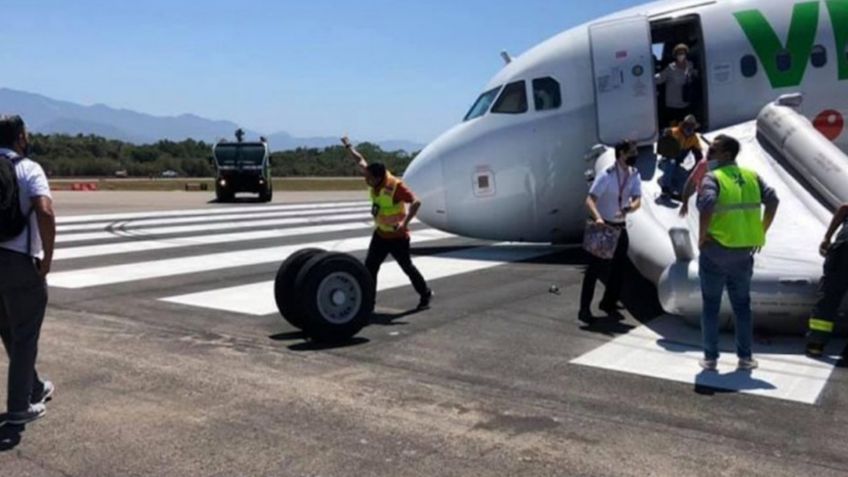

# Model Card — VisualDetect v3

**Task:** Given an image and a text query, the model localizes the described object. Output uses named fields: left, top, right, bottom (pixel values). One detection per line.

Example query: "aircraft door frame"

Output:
left=589, top=16, right=658, bottom=145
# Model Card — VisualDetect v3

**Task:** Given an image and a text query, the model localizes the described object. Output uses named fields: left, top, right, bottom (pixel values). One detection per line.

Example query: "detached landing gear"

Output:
left=274, top=249, right=375, bottom=342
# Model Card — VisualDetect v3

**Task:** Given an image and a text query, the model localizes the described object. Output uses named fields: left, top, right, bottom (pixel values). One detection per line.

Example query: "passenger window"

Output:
left=491, top=81, right=528, bottom=114
left=811, top=45, right=827, bottom=68
left=532, top=77, right=562, bottom=111
left=464, top=86, right=502, bottom=121
left=776, top=49, right=792, bottom=72
left=741, top=55, right=758, bottom=78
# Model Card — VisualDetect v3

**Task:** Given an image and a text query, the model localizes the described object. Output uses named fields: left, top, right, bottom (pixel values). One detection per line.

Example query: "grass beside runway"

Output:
left=51, top=177, right=366, bottom=192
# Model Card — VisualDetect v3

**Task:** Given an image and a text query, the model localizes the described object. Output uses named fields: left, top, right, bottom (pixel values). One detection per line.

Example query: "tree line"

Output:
left=30, top=133, right=417, bottom=177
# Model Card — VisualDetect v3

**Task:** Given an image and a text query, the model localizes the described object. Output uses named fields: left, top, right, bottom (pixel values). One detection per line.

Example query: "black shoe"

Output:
left=806, top=342, right=825, bottom=358
left=599, top=300, right=620, bottom=314
left=417, top=290, right=433, bottom=310
left=578, top=310, right=595, bottom=325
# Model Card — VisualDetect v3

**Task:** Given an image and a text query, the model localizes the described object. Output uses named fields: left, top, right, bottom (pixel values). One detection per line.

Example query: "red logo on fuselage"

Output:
left=814, top=110, right=845, bottom=141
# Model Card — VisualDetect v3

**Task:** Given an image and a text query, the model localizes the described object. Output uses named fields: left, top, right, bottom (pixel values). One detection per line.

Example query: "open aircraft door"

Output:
left=590, top=16, right=658, bottom=145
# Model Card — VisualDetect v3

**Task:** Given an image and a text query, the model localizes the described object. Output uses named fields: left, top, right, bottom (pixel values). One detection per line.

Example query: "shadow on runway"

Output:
left=694, top=369, right=776, bottom=394
left=269, top=331, right=307, bottom=341
left=579, top=319, right=636, bottom=337
left=0, top=424, right=23, bottom=451
left=370, top=309, right=422, bottom=326
left=287, top=337, right=370, bottom=352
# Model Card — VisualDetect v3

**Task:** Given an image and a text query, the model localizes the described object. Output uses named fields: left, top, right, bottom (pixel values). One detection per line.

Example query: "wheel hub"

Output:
left=316, top=271, right=363, bottom=324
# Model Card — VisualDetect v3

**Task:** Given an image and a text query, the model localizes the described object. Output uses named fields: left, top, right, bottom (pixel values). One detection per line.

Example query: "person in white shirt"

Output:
left=579, top=140, right=642, bottom=324
left=0, top=115, right=56, bottom=425
left=655, top=44, right=698, bottom=127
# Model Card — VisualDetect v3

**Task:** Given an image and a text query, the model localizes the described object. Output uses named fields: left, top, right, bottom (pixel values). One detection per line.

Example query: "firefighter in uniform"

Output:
left=341, top=136, right=433, bottom=310
left=806, top=204, right=848, bottom=357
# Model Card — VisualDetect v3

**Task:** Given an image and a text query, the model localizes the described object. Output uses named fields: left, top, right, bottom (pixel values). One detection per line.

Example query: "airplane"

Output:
left=402, top=0, right=848, bottom=332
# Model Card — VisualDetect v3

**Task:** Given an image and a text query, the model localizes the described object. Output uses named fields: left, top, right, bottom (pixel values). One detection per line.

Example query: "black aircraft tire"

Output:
left=274, top=248, right=326, bottom=329
left=295, top=252, right=375, bottom=342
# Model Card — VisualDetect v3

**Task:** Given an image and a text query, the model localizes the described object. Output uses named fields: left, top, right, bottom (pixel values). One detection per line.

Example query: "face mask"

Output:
left=683, top=127, right=695, bottom=136
left=677, top=54, right=687, bottom=63
left=625, top=156, right=637, bottom=167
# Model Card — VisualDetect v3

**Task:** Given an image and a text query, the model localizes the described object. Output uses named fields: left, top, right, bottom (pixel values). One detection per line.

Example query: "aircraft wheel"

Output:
left=274, top=248, right=325, bottom=329
left=295, top=252, right=375, bottom=342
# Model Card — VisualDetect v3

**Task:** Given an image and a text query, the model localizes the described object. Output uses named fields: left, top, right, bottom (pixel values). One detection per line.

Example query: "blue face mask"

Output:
left=683, top=127, right=695, bottom=136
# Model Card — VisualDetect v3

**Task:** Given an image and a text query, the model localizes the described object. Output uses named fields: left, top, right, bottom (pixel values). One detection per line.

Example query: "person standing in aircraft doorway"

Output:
left=696, top=135, right=779, bottom=372
left=341, top=136, right=433, bottom=310
left=655, top=44, right=697, bottom=128
left=805, top=204, right=848, bottom=359
left=579, top=140, right=642, bottom=324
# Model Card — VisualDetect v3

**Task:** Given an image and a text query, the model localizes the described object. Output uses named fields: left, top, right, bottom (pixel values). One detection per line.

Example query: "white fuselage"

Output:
left=404, top=0, right=848, bottom=243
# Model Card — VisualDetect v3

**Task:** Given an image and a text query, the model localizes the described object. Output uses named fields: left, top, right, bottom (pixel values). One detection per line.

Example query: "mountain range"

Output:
left=0, top=88, right=424, bottom=152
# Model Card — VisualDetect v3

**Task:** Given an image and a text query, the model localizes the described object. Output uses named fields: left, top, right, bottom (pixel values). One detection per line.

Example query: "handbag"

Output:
left=582, top=221, right=622, bottom=260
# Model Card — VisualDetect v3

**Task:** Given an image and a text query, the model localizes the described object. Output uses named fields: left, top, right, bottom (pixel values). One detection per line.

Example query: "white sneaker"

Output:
left=699, top=358, right=718, bottom=371
left=31, top=380, right=55, bottom=405
left=6, top=403, right=46, bottom=425
left=738, top=358, right=759, bottom=371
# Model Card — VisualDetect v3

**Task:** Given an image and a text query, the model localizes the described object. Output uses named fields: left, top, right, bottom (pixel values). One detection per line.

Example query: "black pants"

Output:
left=580, top=228, right=629, bottom=313
left=809, top=242, right=848, bottom=345
left=0, top=249, right=48, bottom=413
left=364, top=232, right=429, bottom=297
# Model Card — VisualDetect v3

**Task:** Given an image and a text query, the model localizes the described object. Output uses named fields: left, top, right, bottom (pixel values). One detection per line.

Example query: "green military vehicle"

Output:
left=212, top=130, right=273, bottom=202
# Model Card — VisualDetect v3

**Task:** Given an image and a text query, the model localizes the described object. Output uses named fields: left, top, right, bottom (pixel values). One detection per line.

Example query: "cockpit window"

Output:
left=532, top=77, right=562, bottom=111
left=464, top=86, right=501, bottom=121
left=491, top=81, right=528, bottom=114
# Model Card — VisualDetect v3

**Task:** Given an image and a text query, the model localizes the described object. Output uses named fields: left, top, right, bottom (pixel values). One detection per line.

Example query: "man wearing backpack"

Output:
left=0, top=115, right=56, bottom=425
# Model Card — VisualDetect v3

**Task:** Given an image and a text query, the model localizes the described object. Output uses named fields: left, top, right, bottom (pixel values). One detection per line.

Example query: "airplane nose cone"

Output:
left=403, top=145, right=447, bottom=230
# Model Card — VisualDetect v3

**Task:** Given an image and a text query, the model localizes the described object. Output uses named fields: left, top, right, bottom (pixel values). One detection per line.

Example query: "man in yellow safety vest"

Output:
left=696, top=135, right=779, bottom=372
left=342, top=136, right=432, bottom=310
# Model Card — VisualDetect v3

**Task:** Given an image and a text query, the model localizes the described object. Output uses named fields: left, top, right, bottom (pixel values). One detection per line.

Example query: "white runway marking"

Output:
left=56, top=201, right=368, bottom=224
left=161, top=244, right=553, bottom=315
left=572, top=316, right=845, bottom=405
left=58, top=205, right=369, bottom=233
left=55, top=222, right=376, bottom=261
left=49, top=229, right=455, bottom=289
left=56, top=211, right=373, bottom=244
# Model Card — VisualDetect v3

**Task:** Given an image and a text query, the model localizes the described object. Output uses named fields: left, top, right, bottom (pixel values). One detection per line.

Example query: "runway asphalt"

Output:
left=1, top=190, right=847, bottom=477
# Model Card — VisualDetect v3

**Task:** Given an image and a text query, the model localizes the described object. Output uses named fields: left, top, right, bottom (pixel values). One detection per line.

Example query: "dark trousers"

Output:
left=580, top=228, right=629, bottom=312
left=809, top=242, right=848, bottom=345
left=364, top=232, right=429, bottom=297
left=0, top=249, right=47, bottom=413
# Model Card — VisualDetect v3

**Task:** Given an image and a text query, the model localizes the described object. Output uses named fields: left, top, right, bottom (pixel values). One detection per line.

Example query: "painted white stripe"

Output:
left=55, top=222, right=373, bottom=261
left=49, top=229, right=456, bottom=289
left=57, top=201, right=368, bottom=224
left=57, top=212, right=373, bottom=244
left=571, top=315, right=845, bottom=405
left=161, top=244, right=552, bottom=315
left=58, top=206, right=369, bottom=233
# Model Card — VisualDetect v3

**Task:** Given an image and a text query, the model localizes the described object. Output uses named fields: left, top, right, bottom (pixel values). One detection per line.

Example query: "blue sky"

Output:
left=2, top=0, right=642, bottom=143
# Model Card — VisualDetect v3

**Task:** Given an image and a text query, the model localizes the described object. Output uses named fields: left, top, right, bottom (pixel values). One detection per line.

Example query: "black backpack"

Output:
left=0, top=157, right=28, bottom=241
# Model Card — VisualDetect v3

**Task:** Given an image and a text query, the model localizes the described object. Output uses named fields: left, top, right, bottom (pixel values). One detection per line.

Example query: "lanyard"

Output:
left=615, top=166, right=630, bottom=210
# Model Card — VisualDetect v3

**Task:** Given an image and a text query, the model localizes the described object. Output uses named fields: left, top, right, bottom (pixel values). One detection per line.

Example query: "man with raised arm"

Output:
left=341, top=136, right=433, bottom=310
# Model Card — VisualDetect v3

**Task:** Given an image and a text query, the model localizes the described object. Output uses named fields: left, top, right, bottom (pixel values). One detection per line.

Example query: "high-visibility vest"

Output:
left=370, top=172, right=407, bottom=233
left=708, top=165, right=766, bottom=248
